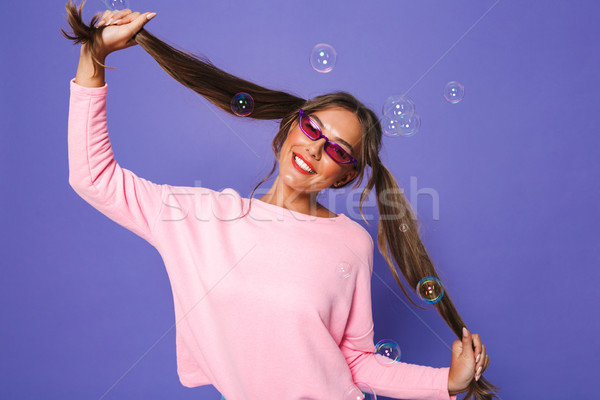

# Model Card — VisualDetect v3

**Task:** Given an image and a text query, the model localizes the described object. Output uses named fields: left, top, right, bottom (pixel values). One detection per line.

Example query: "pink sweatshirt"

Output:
left=68, top=78, right=457, bottom=400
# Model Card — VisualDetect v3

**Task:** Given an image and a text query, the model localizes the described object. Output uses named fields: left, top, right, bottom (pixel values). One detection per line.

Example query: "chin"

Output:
left=279, top=173, right=318, bottom=194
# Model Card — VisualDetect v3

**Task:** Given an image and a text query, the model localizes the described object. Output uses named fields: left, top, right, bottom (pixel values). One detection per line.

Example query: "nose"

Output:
left=306, top=137, right=327, bottom=160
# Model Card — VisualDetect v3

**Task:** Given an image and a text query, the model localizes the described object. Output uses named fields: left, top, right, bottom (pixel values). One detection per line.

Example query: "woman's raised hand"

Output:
left=447, top=327, right=490, bottom=395
left=93, top=8, right=156, bottom=58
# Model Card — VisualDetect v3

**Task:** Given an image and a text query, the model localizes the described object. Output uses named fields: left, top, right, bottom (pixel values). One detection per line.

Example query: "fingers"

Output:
left=472, top=333, right=482, bottom=359
left=471, top=332, right=482, bottom=379
left=97, top=8, right=133, bottom=27
left=475, top=343, right=486, bottom=381
left=108, top=9, right=132, bottom=25
left=480, top=353, right=490, bottom=377
left=115, top=11, right=140, bottom=24
left=461, top=328, right=492, bottom=382
left=121, top=11, right=157, bottom=48
left=127, top=11, right=157, bottom=37
left=475, top=352, right=489, bottom=381
left=114, top=11, right=140, bottom=26
left=95, top=10, right=112, bottom=27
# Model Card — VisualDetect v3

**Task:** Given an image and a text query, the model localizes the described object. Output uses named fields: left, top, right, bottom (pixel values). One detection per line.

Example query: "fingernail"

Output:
left=147, top=12, right=157, bottom=20
left=476, top=353, right=481, bottom=363
left=462, top=327, right=468, bottom=338
left=106, top=18, right=113, bottom=25
left=475, top=365, right=483, bottom=381
left=113, top=19, right=121, bottom=25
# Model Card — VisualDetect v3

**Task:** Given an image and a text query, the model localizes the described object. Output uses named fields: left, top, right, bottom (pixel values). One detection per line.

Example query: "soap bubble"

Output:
left=336, top=262, right=352, bottom=279
left=399, top=223, right=408, bottom=232
left=103, top=0, right=129, bottom=11
left=381, top=94, right=420, bottom=137
left=382, top=116, right=400, bottom=137
left=382, top=114, right=421, bottom=138
left=383, top=95, right=415, bottom=119
left=310, top=43, right=337, bottom=73
left=443, top=81, right=465, bottom=104
left=374, top=339, right=401, bottom=366
left=395, top=114, right=421, bottom=137
left=416, top=276, right=445, bottom=304
left=230, top=92, right=254, bottom=116
left=344, top=382, right=377, bottom=400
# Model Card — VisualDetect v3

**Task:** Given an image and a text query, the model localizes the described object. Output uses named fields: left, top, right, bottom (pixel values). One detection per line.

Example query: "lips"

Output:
left=292, top=152, right=316, bottom=174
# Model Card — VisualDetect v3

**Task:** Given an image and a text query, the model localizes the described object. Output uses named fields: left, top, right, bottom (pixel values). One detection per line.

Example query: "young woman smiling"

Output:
left=62, top=1, right=496, bottom=399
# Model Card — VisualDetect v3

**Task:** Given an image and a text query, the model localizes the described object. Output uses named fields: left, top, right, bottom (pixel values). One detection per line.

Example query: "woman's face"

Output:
left=278, top=106, right=362, bottom=195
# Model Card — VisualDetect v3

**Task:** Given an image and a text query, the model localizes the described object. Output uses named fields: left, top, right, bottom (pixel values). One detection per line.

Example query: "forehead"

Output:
left=306, top=107, right=362, bottom=153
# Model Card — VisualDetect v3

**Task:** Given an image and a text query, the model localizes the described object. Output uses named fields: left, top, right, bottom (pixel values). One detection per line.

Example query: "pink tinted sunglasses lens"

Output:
left=300, top=113, right=351, bottom=163
left=328, top=144, right=351, bottom=163
left=300, top=114, right=320, bottom=139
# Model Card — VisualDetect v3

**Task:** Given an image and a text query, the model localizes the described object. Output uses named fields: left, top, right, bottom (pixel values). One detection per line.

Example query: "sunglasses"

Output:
left=298, top=109, right=358, bottom=166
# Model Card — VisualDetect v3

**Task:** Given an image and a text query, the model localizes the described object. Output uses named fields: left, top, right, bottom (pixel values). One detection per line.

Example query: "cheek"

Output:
left=279, top=131, right=298, bottom=159
left=284, top=126, right=306, bottom=149
left=289, top=125, right=303, bottom=141
left=320, top=161, right=345, bottom=180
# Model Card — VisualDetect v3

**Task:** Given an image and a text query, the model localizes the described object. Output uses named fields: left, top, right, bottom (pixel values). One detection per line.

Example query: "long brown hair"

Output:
left=61, top=1, right=499, bottom=398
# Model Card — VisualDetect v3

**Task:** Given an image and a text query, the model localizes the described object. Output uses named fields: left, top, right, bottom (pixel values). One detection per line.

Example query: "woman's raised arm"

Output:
left=65, top=2, right=165, bottom=247
left=72, top=6, right=156, bottom=87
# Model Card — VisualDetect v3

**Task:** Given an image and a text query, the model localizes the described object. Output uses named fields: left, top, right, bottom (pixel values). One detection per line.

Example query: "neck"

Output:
left=258, top=177, right=322, bottom=216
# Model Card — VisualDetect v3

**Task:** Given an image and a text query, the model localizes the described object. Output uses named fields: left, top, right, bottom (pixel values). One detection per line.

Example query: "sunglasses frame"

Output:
left=297, top=109, right=358, bottom=166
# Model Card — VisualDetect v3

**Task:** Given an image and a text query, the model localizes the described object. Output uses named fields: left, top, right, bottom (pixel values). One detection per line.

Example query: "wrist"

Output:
left=448, top=384, right=468, bottom=396
left=80, top=42, right=107, bottom=63
left=448, top=376, right=468, bottom=396
left=75, top=43, right=106, bottom=88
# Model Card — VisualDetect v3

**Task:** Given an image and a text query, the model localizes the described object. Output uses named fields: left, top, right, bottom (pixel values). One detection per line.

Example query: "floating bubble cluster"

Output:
left=382, top=95, right=420, bottom=137
left=444, top=81, right=465, bottom=104
left=336, top=262, right=352, bottom=279
left=230, top=92, right=255, bottom=116
left=310, top=43, right=337, bottom=73
left=103, top=0, right=129, bottom=11
left=383, top=95, right=415, bottom=119
left=344, top=381, right=377, bottom=400
left=396, top=114, right=420, bottom=137
left=374, top=339, right=401, bottom=366
left=416, top=276, right=445, bottom=304
left=381, top=116, right=401, bottom=137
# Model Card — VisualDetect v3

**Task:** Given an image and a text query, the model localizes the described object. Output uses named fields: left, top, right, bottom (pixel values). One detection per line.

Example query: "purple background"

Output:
left=1, top=0, right=599, bottom=398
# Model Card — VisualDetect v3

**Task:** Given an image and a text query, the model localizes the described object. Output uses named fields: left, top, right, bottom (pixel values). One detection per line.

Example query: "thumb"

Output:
left=130, top=11, right=157, bottom=38
left=461, top=327, right=474, bottom=358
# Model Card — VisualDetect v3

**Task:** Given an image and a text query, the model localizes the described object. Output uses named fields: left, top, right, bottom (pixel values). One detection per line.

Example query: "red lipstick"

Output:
left=292, top=152, right=316, bottom=174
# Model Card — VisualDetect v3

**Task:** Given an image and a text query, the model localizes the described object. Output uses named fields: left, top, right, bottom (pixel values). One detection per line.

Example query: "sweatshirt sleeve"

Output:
left=339, top=234, right=457, bottom=400
left=67, top=78, right=165, bottom=247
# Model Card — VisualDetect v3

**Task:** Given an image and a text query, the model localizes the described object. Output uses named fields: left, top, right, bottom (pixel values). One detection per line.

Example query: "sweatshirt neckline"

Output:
left=249, top=197, right=347, bottom=223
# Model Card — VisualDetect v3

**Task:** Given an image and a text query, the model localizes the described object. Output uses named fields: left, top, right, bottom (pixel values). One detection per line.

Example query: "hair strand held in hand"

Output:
left=60, top=0, right=116, bottom=75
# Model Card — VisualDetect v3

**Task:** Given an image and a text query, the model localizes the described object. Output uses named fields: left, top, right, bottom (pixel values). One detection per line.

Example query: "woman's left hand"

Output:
left=447, top=327, right=490, bottom=395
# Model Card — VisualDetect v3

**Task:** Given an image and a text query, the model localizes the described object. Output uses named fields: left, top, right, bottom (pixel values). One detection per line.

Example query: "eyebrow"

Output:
left=309, top=114, right=355, bottom=153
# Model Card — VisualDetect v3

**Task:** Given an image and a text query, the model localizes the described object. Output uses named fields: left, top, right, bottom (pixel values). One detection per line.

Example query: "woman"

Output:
left=62, top=1, right=496, bottom=399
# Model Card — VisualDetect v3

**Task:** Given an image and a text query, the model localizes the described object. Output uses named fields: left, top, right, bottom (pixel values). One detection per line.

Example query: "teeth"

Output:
left=294, top=155, right=315, bottom=173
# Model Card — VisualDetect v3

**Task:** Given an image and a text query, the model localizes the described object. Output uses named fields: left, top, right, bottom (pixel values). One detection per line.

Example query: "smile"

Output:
left=292, top=153, right=316, bottom=174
